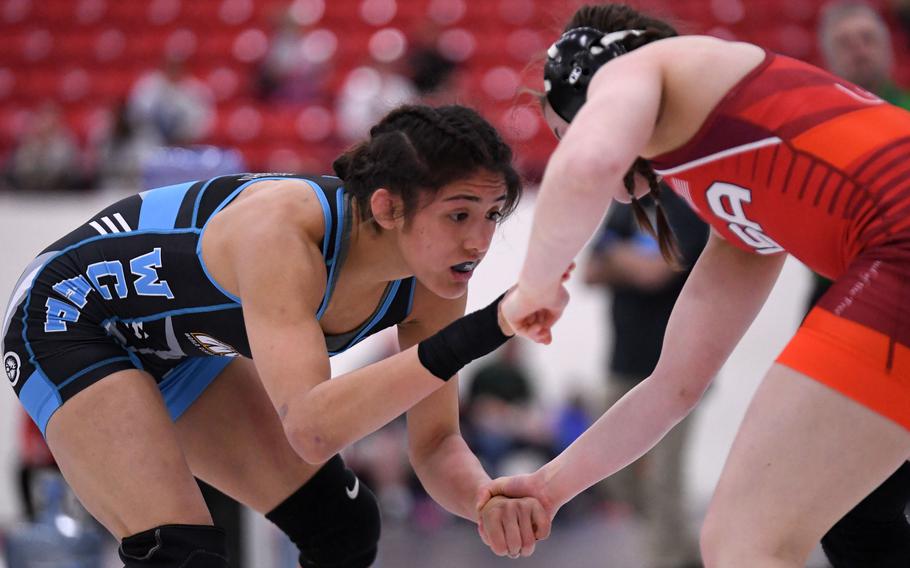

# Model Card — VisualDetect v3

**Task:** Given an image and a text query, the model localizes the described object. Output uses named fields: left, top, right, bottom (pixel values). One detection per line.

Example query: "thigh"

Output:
left=175, top=357, right=322, bottom=513
left=706, top=364, right=910, bottom=558
left=45, top=369, right=211, bottom=539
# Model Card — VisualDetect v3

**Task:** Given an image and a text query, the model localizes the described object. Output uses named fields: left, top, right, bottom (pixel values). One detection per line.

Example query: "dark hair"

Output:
left=566, top=4, right=682, bottom=267
left=332, top=104, right=522, bottom=226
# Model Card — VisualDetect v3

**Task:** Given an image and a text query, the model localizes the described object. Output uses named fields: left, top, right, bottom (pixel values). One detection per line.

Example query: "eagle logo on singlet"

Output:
left=4, top=351, right=21, bottom=386
left=186, top=333, right=240, bottom=357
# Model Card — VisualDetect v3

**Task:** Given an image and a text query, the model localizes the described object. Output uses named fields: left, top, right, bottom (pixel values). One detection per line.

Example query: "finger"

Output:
left=477, top=519, right=491, bottom=548
left=502, top=507, right=523, bottom=559
left=531, top=501, right=551, bottom=541
left=518, top=503, right=537, bottom=557
left=486, top=511, right=508, bottom=556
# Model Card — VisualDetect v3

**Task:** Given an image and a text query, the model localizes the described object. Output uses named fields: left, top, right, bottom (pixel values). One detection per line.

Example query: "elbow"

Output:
left=670, top=382, right=709, bottom=419
left=283, top=406, right=340, bottom=465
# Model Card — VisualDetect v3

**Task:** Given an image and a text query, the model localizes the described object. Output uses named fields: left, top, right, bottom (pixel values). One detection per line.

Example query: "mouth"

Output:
left=451, top=261, right=477, bottom=274
left=450, top=261, right=478, bottom=281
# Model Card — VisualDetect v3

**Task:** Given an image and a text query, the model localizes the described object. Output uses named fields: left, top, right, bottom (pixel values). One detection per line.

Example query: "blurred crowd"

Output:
left=0, top=0, right=486, bottom=193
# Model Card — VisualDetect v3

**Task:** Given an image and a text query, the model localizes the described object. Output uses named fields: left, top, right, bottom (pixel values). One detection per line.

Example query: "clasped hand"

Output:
left=475, top=472, right=557, bottom=558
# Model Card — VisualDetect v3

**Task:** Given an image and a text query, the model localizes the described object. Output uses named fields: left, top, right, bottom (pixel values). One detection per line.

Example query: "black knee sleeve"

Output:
left=821, top=462, right=910, bottom=568
left=266, top=455, right=381, bottom=568
left=119, top=524, right=228, bottom=567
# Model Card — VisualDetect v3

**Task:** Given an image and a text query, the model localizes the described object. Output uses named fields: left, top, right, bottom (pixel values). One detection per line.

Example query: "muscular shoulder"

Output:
left=225, top=179, right=329, bottom=245
left=633, top=37, right=766, bottom=156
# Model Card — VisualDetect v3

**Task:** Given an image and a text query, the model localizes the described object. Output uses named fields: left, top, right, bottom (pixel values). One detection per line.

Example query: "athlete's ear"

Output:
left=370, top=189, right=403, bottom=230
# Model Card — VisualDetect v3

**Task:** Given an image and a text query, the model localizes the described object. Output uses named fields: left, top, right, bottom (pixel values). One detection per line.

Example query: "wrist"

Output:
left=537, top=461, right=566, bottom=513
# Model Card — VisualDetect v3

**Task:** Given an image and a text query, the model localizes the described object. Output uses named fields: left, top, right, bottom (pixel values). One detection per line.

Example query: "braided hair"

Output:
left=332, top=104, right=522, bottom=227
left=567, top=4, right=682, bottom=266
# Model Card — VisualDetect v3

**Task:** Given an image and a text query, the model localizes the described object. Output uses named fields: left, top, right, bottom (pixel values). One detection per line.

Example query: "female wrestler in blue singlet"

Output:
left=1, top=104, right=551, bottom=566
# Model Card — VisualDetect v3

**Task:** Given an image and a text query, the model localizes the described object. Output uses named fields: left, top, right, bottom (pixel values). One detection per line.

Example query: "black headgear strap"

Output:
left=544, top=27, right=644, bottom=123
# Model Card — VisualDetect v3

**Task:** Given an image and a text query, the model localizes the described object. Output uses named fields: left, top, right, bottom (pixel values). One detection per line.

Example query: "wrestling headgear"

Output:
left=544, top=27, right=644, bottom=122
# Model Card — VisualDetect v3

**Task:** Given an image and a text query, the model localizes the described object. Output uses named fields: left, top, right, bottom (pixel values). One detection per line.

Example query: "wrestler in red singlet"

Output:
left=650, top=51, right=910, bottom=428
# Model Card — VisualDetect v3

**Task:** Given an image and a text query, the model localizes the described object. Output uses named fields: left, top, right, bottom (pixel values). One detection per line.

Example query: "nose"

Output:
left=463, top=222, right=494, bottom=256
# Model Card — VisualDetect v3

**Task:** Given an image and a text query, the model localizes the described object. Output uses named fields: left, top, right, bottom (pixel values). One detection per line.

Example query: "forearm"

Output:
left=287, top=347, right=445, bottom=462
left=541, top=237, right=786, bottom=508
left=410, top=433, right=491, bottom=521
left=541, top=374, right=700, bottom=508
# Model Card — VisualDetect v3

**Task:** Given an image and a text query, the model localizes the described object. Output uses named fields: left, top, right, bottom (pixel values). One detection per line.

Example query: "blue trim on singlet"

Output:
left=56, top=356, right=132, bottom=391
left=316, top=189, right=347, bottom=320
left=127, top=350, right=145, bottom=371
left=191, top=178, right=216, bottom=228
left=109, top=303, right=241, bottom=325
left=160, top=356, right=234, bottom=421
left=20, top=229, right=201, bottom=387
left=194, top=177, right=294, bottom=305
left=138, top=182, right=194, bottom=230
left=300, top=179, right=333, bottom=258
left=346, top=279, right=401, bottom=348
left=19, top=369, right=60, bottom=436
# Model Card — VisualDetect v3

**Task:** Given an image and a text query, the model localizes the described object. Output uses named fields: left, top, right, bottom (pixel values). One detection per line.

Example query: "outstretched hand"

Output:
left=476, top=495, right=551, bottom=558
left=499, top=262, right=575, bottom=344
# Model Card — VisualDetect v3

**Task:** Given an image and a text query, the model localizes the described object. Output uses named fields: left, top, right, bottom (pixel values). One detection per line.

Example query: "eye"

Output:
left=449, top=212, right=469, bottom=223
left=487, top=209, right=504, bottom=222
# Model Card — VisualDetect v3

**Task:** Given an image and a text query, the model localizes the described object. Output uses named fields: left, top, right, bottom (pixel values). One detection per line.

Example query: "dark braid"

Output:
left=624, top=159, right=683, bottom=268
left=333, top=104, right=521, bottom=227
left=571, top=4, right=681, bottom=267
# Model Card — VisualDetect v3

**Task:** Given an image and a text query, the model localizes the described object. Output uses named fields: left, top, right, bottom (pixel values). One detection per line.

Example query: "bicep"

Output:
left=563, top=56, right=663, bottom=170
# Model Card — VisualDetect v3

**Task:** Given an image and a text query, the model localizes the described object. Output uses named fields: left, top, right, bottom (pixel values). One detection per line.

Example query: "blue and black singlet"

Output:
left=1, top=173, right=416, bottom=434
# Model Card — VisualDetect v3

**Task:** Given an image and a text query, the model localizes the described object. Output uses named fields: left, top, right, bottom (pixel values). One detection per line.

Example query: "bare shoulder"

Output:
left=640, top=36, right=765, bottom=83
left=223, top=179, right=329, bottom=244
left=638, top=36, right=767, bottom=156
left=201, top=178, right=330, bottom=305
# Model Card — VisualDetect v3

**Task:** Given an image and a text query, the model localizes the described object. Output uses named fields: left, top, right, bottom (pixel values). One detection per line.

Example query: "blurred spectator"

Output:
left=819, top=0, right=910, bottom=107
left=811, top=1, right=910, bottom=308
left=128, top=55, right=215, bottom=145
left=462, top=341, right=552, bottom=479
left=335, top=59, right=417, bottom=143
left=810, top=7, right=910, bottom=566
left=407, top=23, right=458, bottom=99
left=91, top=100, right=162, bottom=193
left=5, top=102, right=82, bottom=192
left=255, top=7, right=331, bottom=103
left=585, top=191, right=707, bottom=568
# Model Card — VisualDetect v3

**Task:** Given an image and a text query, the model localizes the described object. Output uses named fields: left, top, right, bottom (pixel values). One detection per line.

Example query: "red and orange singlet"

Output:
left=650, top=52, right=910, bottom=428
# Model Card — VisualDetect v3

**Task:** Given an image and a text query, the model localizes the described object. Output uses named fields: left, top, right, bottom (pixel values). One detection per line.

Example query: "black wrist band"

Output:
left=417, top=293, right=512, bottom=380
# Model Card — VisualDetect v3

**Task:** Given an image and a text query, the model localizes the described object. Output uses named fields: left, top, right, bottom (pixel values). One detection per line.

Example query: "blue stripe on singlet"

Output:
left=300, top=179, right=333, bottom=258
left=18, top=369, right=61, bottom=435
left=316, top=189, right=347, bottom=320
left=160, top=356, right=234, bottom=421
left=139, top=181, right=195, bottom=230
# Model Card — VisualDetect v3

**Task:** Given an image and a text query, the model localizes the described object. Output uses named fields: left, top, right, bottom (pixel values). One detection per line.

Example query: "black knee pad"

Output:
left=119, top=524, right=229, bottom=567
left=266, top=455, right=381, bottom=568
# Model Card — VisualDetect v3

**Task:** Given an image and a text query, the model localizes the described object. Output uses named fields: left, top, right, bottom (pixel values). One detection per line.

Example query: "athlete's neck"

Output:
left=345, top=213, right=413, bottom=286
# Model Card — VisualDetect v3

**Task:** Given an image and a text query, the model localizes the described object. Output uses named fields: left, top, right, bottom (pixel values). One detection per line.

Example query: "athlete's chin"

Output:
left=421, top=276, right=468, bottom=300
